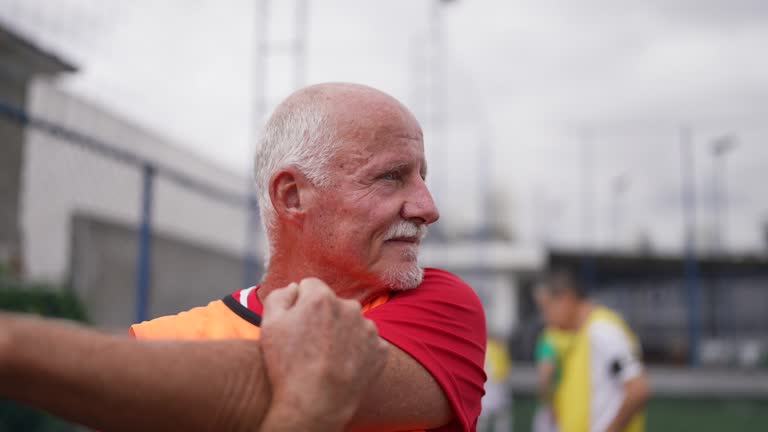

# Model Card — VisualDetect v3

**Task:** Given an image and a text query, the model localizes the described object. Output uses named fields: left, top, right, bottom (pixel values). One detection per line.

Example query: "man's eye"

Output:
left=381, top=171, right=401, bottom=181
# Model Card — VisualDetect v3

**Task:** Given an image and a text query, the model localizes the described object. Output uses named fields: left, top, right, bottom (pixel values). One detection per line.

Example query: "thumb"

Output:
left=262, top=282, right=299, bottom=324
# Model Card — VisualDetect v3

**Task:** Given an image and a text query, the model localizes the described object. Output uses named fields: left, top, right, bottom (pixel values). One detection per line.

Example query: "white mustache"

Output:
left=383, top=220, right=428, bottom=242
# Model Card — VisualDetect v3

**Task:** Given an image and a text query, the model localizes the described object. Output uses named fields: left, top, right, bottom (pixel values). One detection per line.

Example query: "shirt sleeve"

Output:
left=364, top=268, right=487, bottom=432
left=535, top=335, right=556, bottom=364
left=589, top=320, right=643, bottom=383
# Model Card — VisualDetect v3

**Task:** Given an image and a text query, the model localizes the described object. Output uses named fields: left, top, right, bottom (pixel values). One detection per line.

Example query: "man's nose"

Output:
left=401, top=177, right=440, bottom=225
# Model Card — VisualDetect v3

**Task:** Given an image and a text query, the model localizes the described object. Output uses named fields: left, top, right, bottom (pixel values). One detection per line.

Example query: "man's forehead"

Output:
left=306, top=83, right=425, bottom=171
left=332, top=112, right=423, bottom=162
left=333, top=104, right=422, bottom=139
left=334, top=134, right=426, bottom=174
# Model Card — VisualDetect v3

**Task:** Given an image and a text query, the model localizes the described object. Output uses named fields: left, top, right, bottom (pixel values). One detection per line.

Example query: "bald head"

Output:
left=275, top=82, right=420, bottom=140
left=279, top=82, right=413, bottom=114
left=253, top=83, right=423, bottom=259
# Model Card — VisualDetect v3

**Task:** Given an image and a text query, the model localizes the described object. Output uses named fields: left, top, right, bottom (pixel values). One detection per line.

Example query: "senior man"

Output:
left=0, top=83, right=487, bottom=431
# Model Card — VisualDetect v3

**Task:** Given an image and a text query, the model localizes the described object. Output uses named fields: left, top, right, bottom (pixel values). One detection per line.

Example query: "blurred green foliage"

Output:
left=0, top=276, right=87, bottom=432
left=0, top=281, right=88, bottom=321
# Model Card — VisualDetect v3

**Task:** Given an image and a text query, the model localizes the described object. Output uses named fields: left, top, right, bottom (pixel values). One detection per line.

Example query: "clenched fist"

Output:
left=259, top=278, right=388, bottom=431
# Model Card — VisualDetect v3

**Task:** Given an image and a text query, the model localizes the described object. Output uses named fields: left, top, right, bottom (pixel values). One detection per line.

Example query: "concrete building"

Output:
left=1, top=23, right=258, bottom=328
left=0, top=23, right=76, bottom=274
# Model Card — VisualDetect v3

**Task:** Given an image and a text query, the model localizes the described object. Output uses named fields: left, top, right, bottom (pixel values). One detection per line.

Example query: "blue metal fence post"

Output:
left=135, top=163, right=156, bottom=323
left=580, top=254, right=597, bottom=295
left=680, top=128, right=701, bottom=366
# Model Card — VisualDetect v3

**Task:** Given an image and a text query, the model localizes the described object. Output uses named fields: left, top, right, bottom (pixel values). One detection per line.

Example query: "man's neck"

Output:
left=255, top=237, right=320, bottom=300
left=573, top=300, right=594, bottom=331
left=257, top=256, right=386, bottom=305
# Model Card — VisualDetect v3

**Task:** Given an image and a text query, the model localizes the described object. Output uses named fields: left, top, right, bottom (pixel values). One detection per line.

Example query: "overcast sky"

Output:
left=2, top=0, right=768, bottom=253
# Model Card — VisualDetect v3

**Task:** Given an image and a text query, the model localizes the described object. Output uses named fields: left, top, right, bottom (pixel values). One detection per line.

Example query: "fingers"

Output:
left=295, top=277, right=333, bottom=303
left=262, top=282, right=299, bottom=323
left=294, top=278, right=360, bottom=314
left=265, top=278, right=365, bottom=328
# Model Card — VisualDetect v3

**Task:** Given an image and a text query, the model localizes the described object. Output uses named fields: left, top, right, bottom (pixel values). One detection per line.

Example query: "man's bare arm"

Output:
left=0, top=281, right=387, bottom=432
left=258, top=278, right=454, bottom=431
left=606, top=374, right=651, bottom=432
left=536, top=361, right=556, bottom=401
left=348, top=343, right=452, bottom=431
left=0, top=280, right=453, bottom=431
left=0, top=313, right=269, bottom=432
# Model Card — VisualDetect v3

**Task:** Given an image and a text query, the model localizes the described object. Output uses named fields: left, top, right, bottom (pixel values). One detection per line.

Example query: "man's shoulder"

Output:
left=130, top=300, right=223, bottom=339
left=402, top=268, right=485, bottom=317
left=587, top=319, right=624, bottom=339
left=419, top=268, right=480, bottom=302
left=374, top=267, right=485, bottom=330
left=130, top=298, right=262, bottom=340
left=587, top=308, right=636, bottom=349
left=589, top=307, right=631, bottom=332
left=591, top=305, right=626, bottom=323
left=381, top=268, right=486, bottom=432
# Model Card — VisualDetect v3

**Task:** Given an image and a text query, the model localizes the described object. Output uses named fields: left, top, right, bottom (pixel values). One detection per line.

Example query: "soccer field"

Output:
left=512, top=396, right=768, bottom=432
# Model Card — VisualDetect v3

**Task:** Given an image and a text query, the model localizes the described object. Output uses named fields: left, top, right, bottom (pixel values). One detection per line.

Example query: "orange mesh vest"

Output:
left=130, top=291, right=391, bottom=340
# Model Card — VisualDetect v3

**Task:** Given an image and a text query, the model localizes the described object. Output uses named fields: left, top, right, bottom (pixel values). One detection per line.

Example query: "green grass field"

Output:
left=512, top=396, right=768, bottom=432
left=4, top=395, right=768, bottom=431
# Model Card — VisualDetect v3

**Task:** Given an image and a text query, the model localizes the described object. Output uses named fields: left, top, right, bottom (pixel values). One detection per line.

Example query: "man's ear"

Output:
left=268, top=168, right=313, bottom=226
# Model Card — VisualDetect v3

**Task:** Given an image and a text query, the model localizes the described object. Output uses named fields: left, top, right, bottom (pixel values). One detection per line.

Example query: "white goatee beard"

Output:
left=380, top=220, right=429, bottom=291
left=382, top=264, right=424, bottom=291
left=380, top=246, right=424, bottom=291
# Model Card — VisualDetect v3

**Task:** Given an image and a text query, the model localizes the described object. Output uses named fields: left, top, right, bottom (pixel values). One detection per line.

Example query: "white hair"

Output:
left=253, top=95, right=339, bottom=261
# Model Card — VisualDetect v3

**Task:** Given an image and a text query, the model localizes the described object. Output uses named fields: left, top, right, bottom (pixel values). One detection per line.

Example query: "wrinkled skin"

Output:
left=263, top=84, right=440, bottom=304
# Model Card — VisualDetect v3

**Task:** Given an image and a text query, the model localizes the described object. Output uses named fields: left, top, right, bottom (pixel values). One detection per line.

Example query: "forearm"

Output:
left=606, top=376, right=650, bottom=432
left=261, top=403, right=350, bottom=432
left=536, top=362, right=555, bottom=401
left=0, top=313, right=270, bottom=432
left=349, top=342, right=452, bottom=431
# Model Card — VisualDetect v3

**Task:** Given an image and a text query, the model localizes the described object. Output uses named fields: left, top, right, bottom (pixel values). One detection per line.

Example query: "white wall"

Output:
left=21, top=79, right=254, bottom=283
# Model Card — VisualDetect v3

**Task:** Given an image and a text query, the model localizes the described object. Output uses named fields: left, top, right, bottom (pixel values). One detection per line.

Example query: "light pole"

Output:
left=710, top=135, right=738, bottom=256
left=427, top=0, right=457, bottom=217
left=610, top=174, right=630, bottom=251
left=580, top=133, right=595, bottom=251
left=680, top=126, right=701, bottom=366
left=580, top=132, right=597, bottom=293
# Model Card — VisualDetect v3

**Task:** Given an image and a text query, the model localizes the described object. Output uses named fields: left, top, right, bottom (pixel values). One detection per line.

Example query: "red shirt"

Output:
left=232, top=267, right=487, bottom=432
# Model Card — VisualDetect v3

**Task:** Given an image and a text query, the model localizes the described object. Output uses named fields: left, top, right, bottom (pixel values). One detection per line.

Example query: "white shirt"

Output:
left=588, top=319, right=643, bottom=432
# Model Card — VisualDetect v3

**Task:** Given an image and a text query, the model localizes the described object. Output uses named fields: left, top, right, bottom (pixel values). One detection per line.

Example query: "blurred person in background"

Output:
left=535, top=268, right=650, bottom=432
left=479, top=333, right=513, bottom=432
left=0, top=83, right=487, bottom=432
left=532, top=289, right=574, bottom=432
